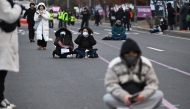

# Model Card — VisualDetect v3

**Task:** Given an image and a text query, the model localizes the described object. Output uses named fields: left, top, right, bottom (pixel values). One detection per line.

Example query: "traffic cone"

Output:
left=20, top=18, right=28, bottom=25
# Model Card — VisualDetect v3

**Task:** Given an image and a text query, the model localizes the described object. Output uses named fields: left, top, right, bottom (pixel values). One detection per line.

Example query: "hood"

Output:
left=120, top=38, right=142, bottom=58
left=37, top=2, right=46, bottom=10
left=78, top=27, right=93, bottom=35
left=55, top=27, right=72, bottom=39
left=167, top=3, right=172, bottom=9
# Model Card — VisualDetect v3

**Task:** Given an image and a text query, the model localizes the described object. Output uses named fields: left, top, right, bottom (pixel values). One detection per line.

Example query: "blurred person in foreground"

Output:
left=103, top=38, right=163, bottom=109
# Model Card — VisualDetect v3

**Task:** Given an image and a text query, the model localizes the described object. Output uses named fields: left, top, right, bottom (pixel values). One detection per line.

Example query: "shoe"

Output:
left=43, top=47, right=46, bottom=50
left=94, top=53, right=99, bottom=58
left=2, top=99, right=16, bottom=108
left=38, top=46, right=42, bottom=50
left=0, top=101, right=12, bottom=109
left=30, top=39, right=32, bottom=42
left=32, top=39, right=35, bottom=42
left=88, top=55, right=94, bottom=58
left=67, top=55, right=73, bottom=58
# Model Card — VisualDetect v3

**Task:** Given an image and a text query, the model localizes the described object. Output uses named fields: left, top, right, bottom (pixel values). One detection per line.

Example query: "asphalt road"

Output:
left=4, top=20, right=190, bottom=109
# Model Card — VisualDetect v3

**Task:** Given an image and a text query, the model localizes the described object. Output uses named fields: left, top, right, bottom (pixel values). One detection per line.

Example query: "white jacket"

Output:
left=0, top=0, right=22, bottom=72
left=34, top=2, right=50, bottom=41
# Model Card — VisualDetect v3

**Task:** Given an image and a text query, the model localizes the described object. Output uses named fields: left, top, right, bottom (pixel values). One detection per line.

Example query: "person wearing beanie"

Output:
left=23, top=2, right=36, bottom=42
left=103, top=38, right=163, bottom=109
left=111, top=20, right=126, bottom=40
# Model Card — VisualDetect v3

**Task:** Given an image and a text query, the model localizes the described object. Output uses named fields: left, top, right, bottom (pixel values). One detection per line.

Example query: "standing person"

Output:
left=116, top=7, right=124, bottom=24
left=167, top=2, right=176, bottom=30
left=180, top=1, right=189, bottom=31
left=187, top=3, right=190, bottom=30
left=94, top=10, right=101, bottom=26
left=128, top=8, right=133, bottom=30
left=123, top=8, right=130, bottom=31
left=23, top=3, right=36, bottom=42
left=57, top=9, right=63, bottom=28
left=70, top=14, right=76, bottom=26
left=68, top=11, right=72, bottom=26
left=109, top=7, right=117, bottom=27
left=81, top=7, right=90, bottom=28
left=34, top=2, right=50, bottom=50
left=48, top=9, right=54, bottom=28
left=0, top=0, right=23, bottom=108
left=62, top=10, right=68, bottom=28
left=103, top=38, right=163, bottom=109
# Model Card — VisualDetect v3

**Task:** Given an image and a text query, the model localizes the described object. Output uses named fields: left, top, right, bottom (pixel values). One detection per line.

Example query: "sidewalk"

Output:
left=76, top=19, right=190, bottom=38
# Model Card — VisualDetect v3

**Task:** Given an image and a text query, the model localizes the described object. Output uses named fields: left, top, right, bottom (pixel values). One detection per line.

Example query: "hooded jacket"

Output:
left=167, top=3, right=176, bottom=25
left=34, top=2, right=50, bottom=41
left=75, top=27, right=96, bottom=51
left=54, top=28, right=74, bottom=50
left=0, top=0, right=22, bottom=72
left=105, top=38, right=159, bottom=102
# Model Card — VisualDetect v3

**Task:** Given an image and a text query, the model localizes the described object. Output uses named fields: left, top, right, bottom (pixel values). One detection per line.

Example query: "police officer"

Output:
left=57, top=9, right=63, bottom=28
left=23, top=3, right=36, bottom=42
left=62, top=10, right=68, bottom=28
left=49, top=9, right=54, bottom=28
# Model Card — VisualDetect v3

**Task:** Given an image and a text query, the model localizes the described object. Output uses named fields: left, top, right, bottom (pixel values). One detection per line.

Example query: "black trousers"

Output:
left=37, top=36, right=47, bottom=47
left=81, top=19, right=89, bottom=28
left=53, top=49, right=73, bottom=58
left=71, top=22, right=75, bottom=26
left=28, top=23, right=35, bottom=40
left=123, top=21, right=130, bottom=30
left=63, top=21, right=67, bottom=28
left=49, top=20, right=54, bottom=28
left=110, top=20, right=116, bottom=27
left=58, top=19, right=62, bottom=28
left=0, top=70, right=7, bottom=102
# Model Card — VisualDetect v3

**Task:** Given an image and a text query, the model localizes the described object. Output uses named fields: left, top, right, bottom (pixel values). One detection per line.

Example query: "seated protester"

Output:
left=112, top=20, right=127, bottom=40
left=74, top=27, right=98, bottom=58
left=149, top=17, right=168, bottom=34
left=103, top=38, right=163, bottom=109
left=53, top=28, right=74, bottom=58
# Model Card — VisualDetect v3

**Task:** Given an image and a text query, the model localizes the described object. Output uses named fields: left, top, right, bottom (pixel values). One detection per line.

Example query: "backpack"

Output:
left=130, top=12, right=133, bottom=19
left=186, top=14, right=190, bottom=22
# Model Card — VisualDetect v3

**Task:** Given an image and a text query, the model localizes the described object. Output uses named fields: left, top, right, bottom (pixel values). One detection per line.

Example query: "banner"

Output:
left=137, top=6, right=152, bottom=18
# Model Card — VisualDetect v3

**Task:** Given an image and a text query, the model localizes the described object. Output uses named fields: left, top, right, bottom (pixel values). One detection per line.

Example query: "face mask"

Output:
left=123, top=55, right=139, bottom=67
left=60, top=32, right=66, bottom=37
left=160, top=19, right=163, bottom=21
left=83, top=32, right=88, bottom=37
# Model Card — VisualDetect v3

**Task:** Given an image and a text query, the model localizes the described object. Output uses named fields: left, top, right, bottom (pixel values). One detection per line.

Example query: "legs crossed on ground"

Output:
left=75, top=49, right=98, bottom=58
left=112, top=34, right=127, bottom=40
left=103, top=90, right=163, bottom=109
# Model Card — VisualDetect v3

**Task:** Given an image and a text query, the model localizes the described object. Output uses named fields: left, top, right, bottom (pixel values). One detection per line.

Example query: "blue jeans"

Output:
left=75, top=49, right=97, bottom=57
left=112, top=34, right=127, bottom=40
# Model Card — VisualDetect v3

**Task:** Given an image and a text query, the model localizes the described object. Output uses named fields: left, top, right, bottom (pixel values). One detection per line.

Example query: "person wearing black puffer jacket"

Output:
left=109, top=8, right=117, bottom=27
left=103, top=38, right=163, bottom=109
left=23, top=3, right=36, bottom=42
left=74, top=27, right=98, bottom=58
left=122, top=8, right=130, bottom=31
left=116, top=7, right=124, bottom=24
left=53, top=27, right=74, bottom=58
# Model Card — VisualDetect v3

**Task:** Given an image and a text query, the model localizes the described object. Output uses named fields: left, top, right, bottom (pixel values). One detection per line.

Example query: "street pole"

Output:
left=134, top=0, right=137, bottom=25
left=67, top=0, right=69, bottom=9
left=104, top=0, right=106, bottom=23
left=174, top=0, right=177, bottom=30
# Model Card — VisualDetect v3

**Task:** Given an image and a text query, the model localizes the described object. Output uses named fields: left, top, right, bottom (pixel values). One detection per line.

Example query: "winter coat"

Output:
left=54, top=28, right=74, bottom=50
left=105, top=38, right=159, bottom=102
left=180, top=4, right=189, bottom=20
left=167, top=3, right=176, bottom=25
left=81, top=10, right=90, bottom=20
left=34, top=2, right=50, bottom=41
left=74, top=34, right=96, bottom=51
left=109, top=11, right=117, bottom=21
left=116, top=9, right=124, bottom=20
left=122, top=11, right=130, bottom=23
left=112, top=24, right=126, bottom=35
left=94, top=12, right=101, bottom=22
left=0, top=0, right=22, bottom=72
left=23, top=8, right=36, bottom=25
left=159, top=19, right=168, bottom=31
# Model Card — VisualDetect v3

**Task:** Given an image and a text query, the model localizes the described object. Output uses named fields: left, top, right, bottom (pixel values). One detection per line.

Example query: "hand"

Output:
left=123, top=94, right=131, bottom=105
left=118, top=34, right=121, bottom=36
left=38, top=15, right=42, bottom=18
left=133, top=93, right=144, bottom=102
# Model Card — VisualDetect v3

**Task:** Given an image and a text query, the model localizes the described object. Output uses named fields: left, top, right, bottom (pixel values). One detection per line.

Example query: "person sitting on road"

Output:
left=103, top=38, right=163, bottom=109
left=149, top=17, right=168, bottom=34
left=53, top=27, right=74, bottom=58
left=74, top=27, right=98, bottom=58
left=112, top=20, right=127, bottom=40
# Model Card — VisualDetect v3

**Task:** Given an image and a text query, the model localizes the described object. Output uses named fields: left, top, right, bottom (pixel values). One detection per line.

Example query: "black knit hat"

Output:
left=120, top=38, right=141, bottom=57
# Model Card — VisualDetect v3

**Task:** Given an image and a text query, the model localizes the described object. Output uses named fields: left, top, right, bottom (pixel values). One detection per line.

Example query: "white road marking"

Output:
left=48, top=38, right=53, bottom=41
left=108, top=32, right=139, bottom=35
left=147, top=47, right=164, bottom=51
left=104, top=29, right=111, bottom=31
left=93, top=32, right=100, bottom=34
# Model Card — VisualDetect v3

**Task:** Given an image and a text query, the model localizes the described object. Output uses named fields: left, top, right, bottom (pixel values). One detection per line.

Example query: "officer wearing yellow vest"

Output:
left=62, top=10, right=69, bottom=28
left=49, top=9, right=54, bottom=28
left=70, top=13, right=76, bottom=26
left=57, top=9, right=63, bottom=28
